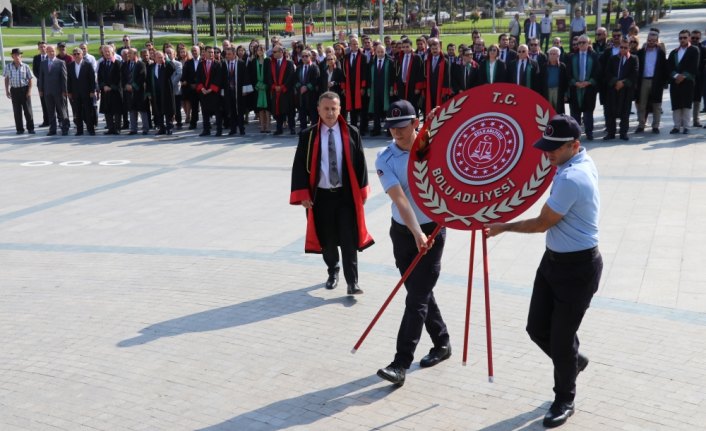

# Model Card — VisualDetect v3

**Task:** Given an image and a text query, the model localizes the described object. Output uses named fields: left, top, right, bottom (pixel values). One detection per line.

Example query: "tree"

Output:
left=91, top=0, right=118, bottom=45
left=12, top=0, right=59, bottom=41
left=297, top=0, right=318, bottom=45
left=259, top=0, right=287, bottom=50
left=136, top=0, right=173, bottom=41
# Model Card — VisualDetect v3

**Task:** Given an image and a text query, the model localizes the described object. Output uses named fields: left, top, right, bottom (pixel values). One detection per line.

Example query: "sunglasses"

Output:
left=530, top=43, right=538, bottom=46
left=679, top=36, right=688, bottom=40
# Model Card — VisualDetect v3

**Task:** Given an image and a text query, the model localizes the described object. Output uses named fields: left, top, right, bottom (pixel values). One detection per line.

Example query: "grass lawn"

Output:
left=2, top=27, right=132, bottom=49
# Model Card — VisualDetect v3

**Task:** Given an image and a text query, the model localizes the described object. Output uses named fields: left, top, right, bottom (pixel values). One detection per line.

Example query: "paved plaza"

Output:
left=2, top=9, right=706, bottom=431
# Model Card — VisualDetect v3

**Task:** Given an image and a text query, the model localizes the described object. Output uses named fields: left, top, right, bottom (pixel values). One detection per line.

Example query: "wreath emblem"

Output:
left=414, top=104, right=552, bottom=227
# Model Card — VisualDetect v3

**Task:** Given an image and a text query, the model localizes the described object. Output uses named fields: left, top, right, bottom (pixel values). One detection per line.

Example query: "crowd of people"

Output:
left=5, top=20, right=706, bottom=139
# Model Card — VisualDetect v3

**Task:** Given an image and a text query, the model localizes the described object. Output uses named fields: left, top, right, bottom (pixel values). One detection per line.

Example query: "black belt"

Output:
left=545, top=246, right=599, bottom=263
left=317, top=187, right=343, bottom=194
left=391, top=218, right=439, bottom=236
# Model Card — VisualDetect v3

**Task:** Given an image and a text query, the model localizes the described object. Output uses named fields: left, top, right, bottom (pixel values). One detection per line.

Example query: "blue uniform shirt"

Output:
left=376, top=142, right=432, bottom=226
left=545, top=147, right=600, bottom=252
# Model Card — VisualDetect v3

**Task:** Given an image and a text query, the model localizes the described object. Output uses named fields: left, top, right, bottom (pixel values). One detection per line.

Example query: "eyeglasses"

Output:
left=578, top=41, right=588, bottom=45
left=530, top=43, right=538, bottom=46
left=518, top=50, right=528, bottom=53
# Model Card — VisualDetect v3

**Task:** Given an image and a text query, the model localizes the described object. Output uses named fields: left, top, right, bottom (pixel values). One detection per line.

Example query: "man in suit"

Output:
left=422, top=38, right=453, bottom=116
left=394, top=39, right=424, bottom=117
left=507, top=44, right=541, bottom=94
left=368, top=44, right=396, bottom=136
left=635, top=31, right=667, bottom=134
left=196, top=46, right=223, bottom=136
left=528, top=38, right=548, bottom=68
left=290, top=91, right=374, bottom=295
left=122, top=48, right=149, bottom=135
left=97, top=45, right=123, bottom=135
left=38, top=45, right=69, bottom=136
left=344, top=37, right=370, bottom=135
left=265, top=45, right=296, bottom=135
left=690, top=30, right=706, bottom=127
left=183, top=45, right=201, bottom=129
left=604, top=38, right=639, bottom=141
left=32, top=41, right=49, bottom=127
left=67, top=48, right=97, bottom=136
left=524, top=13, right=540, bottom=45
left=568, top=35, right=601, bottom=140
left=453, top=48, right=480, bottom=94
left=296, top=50, right=321, bottom=132
left=222, top=46, right=247, bottom=136
left=165, top=47, right=183, bottom=129
left=497, top=34, right=518, bottom=63
left=667, top=30, right=700, bottom=134
left=147, top=51, right=176, bottom=135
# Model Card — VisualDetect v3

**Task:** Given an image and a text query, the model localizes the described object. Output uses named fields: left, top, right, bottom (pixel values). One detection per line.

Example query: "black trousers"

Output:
left=390, top=220, right=449, bottom=369
left=174, top=95, right=183, bottom=126
left=70, top=96, right=95, bottom=133
left=189, top=89, right=201, bottom=128
left=105, top=111, right=122, bottom=133
left=605, top=89, right=633, bottom=136
left=40, top=93, right=48, bottom=125
left=527, top=247, right=602, bottom=403
left=10, top=87, right=34, bottom=132
left=299, top=98, right=318, bottom=131
left=45, top=93, right=69, bottom=133
left=349, top=109, right=368, bottom=133
left=313, top=188, right=358, bottom=286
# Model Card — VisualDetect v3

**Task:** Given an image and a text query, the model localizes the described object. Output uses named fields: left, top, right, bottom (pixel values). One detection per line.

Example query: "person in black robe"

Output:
left=222, top=46, right=248, bottom=136
left=196, top=46, right=223, bottom=136
left=147, top=51, right=176, bottom=135
left=635, top=32, right=667, bottom=133
left=295, top=50, right=321, bottom=132
left=394, top=39, right=424, bottom=117
left=667, top=30, right=700, bottom=134
left=343, top=37, right=370, bottom=135
left=67, top=48, right=97, bottom=135
left=97, top=45, right=123, bottom=135
left=603, top=39, right=639, bottom=140
left=265, top=46, right=296, bottom=135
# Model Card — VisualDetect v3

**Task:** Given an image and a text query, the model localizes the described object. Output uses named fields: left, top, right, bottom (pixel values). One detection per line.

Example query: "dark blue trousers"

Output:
left=390, top=220, right=450, bottom=369
left=527, top=247, right=603, bottom=403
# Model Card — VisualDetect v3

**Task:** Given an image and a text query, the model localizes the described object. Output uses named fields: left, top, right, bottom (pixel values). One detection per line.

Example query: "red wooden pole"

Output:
left=482, top=231, right=494, bottom=382
left=462, top=230, right=476, bottom=366
left=352, top=224, right=443, bottom=353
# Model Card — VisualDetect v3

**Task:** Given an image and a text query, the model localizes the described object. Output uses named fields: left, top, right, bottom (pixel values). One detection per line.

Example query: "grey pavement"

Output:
left=2, top=9, right=706, bottom=431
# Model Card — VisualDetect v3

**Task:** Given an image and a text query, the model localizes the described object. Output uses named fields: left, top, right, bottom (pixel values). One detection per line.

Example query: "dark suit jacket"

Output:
left=147, top=62, right=176, bottom=117
left=39, top=57, right=67, bottom=96
left=33, top=53, right=47, bottom=80
left=394, top=53, right=424, bottom=102
left=540, top=62, right=569, bottom=113
left=121, top=61, right=148, bottom=111
left=295, top=62, right=321, bottom=110
left=568, top=51, right=601, bottom=111
left=524, top=21, right=540, bottom=43
left=479, top=59, right=507, bottom=84
left=343, top=49, right=369, bottom=111
left=667, top=45, right=700, bottom=109
left=264, top=58, right=296, bottom=115
left=97, top=59, right=123, bottom=114
left=222, top=59, right=249, bottom=113
left=196, top=59, right=222, bottom=111
left=605, top=54, right=639, bottom=109
left=636, top=46, right=667, bottom=104
left=506, top=58, right=541, bottom=93
left=497, top=48, right=517, bottom=64
left=452, top=61, right=480, bottom=93
left=182, top=57, right=200, bottom=98
left=67, top=61, right=96, bottom=102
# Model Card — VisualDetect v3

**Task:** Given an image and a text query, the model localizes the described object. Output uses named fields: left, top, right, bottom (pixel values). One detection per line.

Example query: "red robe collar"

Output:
left=425, top=55, right=449, bottom=113
left=344, top=49, right=364, bottom=110
left=270, top=59, right=289, bottom=115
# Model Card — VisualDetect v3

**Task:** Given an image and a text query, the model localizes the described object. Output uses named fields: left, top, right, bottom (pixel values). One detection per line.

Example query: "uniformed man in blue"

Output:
left=375, top=100, right=451, bottom=387
left=485, top=114, right=602, bottom=428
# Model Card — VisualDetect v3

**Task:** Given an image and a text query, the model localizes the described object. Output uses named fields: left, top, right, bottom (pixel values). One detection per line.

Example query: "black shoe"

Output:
left=228, top=129, right=238, bottom=136
left=578, top=353, right=589, bottom=373
left=128, top=131, right=138, bottom=135
left=176, top=124, right=183, bottom=130
left=156, top=129, right=166, bottom=135
left=634, top=127, right=644, bottom=133
left=585, top=133, right=593, bottom=141
left=47, top=131, right=57, bottom=136
left=166, top=129, right=173, bottom=135
left=188, top=124, right=197, bottom=130
left=619, top=134, right=629, bottom=141
left=669, top=128, right=680, bottom=134
left=104, top=130, right=113, bottom=135
left=16, top=130, right=24, bottom=135
left=61, top=130, right=69, bottom=136
left=325, top=272, right=339, bottom=290
left=543, top=401, right=575, bottom=428
left=28, top=130, right=35, bottom=134
left=377, top=364, right=406, bottom=386
left=347, top=284, right=364, bottom=295
left=88, top=131, right=95, bottom=136
left=240, top=128, right=245, bottom=135
left=683, top=128, right=688, bottom=134
left=215, top=130, right=223, bottom=137
left=652, top=127, right=660, bottom=134
left=273, top=130, right=283, bottom=136
left=419, top=344, right=452, bottom=368
left=694, top=122, right=702, bottom=128
left=142, top=130, right=149, bottom=135
left=75, top=131, right=84, bottom=136
left=38, top=122, right=49, bottom=127
left=290, top=129, right=296, bottom=135
left=199, top=131, right=211, bottom=137
left=602, top=134, right=615, bottom=141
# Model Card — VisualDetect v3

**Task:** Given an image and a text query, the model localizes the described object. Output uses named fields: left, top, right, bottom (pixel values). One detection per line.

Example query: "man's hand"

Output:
left=675, top=74, right=685, bottom=84
left=414, top=231, right=433, bottom=253
left=126, top=84, right=133, bottom=92
left=301, top=199, right=313, bottom=209
left=484, top=223, right=507, bottom=238
left=615, top=80, right=624, bottom=90
left=103, top=86, right=111, bottom=92
left=300, top=86, right=307, bottom=94
left=5, top=90, right=10, bottom=99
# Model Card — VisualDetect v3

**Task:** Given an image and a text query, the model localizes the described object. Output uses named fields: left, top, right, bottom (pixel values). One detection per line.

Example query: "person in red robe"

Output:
left=290, top=91, right=374, bottom=295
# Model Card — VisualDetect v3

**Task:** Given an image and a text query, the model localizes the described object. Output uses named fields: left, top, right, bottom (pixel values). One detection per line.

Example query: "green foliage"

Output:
left=12, top=0, right=59, bottom=16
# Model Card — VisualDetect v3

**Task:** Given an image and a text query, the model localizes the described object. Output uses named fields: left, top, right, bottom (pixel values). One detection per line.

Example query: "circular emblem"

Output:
left=447, top=113, right=523, bottom=186
left=408, top=83, right=556, bottom=231
left=391, top=107, right=401, bottom=117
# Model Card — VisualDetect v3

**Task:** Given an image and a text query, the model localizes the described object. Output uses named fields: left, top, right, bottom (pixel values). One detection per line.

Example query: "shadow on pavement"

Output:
left=476, top=403, right=551, bottom=431
left=196, top=375, right=400, bottom=431
left=117, top=284, right=356, bottom=347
